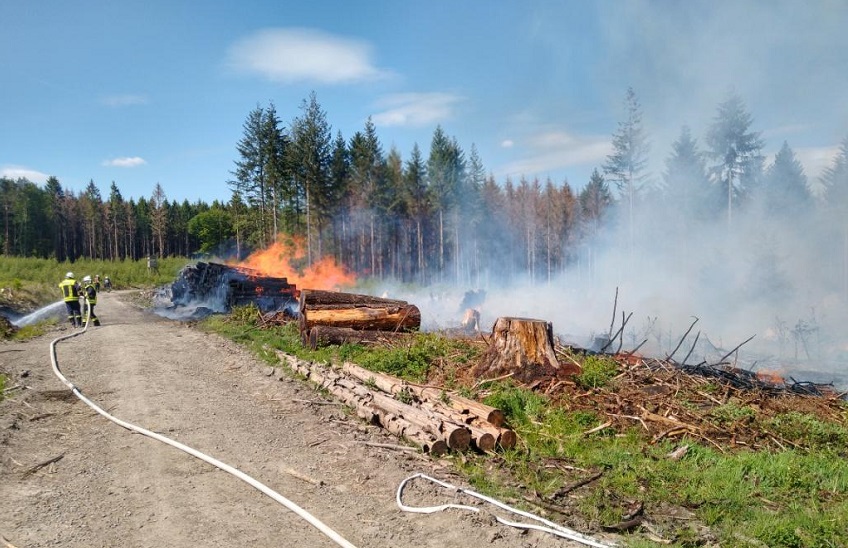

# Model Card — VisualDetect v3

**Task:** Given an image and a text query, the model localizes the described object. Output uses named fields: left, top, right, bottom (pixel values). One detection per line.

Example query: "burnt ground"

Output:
left=0, top=292, right=609, bottom=548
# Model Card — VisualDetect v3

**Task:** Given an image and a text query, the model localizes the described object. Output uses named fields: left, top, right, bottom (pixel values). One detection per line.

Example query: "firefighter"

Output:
left=103, top=276, right=112, bottom=292
left=81, top=275, right=101, bottom=326
left=93, top=274, right=101, bottom=292
left=58, top=272, right=82, bottom=327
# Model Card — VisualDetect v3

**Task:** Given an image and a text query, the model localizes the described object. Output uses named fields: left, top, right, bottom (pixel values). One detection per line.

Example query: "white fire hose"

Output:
left=397, top=473, right=614, bottom=547
left=48, top=297, right=358, bottom=548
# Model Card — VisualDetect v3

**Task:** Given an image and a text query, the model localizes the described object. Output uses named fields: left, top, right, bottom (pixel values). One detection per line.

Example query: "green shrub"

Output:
left=767, top=411, right=848, bottom=450
left=709, top=402, right=757, bottom=425
left=575, top=354, right=619, bottom=389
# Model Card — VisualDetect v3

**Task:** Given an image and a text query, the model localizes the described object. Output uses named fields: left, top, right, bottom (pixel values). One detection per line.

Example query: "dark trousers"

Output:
left=65, top=300, right=82, bottom=327
left=83, top=303, right=101, bottom=326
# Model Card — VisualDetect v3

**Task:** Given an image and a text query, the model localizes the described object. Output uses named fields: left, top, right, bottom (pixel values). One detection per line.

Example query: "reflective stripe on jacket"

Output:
left=59, top=279, right=79, bottom=302
left=84, top=284, right=97, bottom=305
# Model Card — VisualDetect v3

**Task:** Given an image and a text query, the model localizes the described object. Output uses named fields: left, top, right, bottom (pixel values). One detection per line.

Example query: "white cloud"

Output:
left=496, top=130, right=610, bottom=179
left=1, top=165, right=49, bottom=183
left=371, top=93, right=463, bottom=127
left=101, top=94, right=149, bottom=107
left=103, top=157, right=147, bottom=168
left=225, top=28, right=389, bottom=84
left=501, top=139, right=514, bottom=148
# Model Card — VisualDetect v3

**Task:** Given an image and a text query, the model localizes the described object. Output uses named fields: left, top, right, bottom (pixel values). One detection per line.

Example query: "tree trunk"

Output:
left=474, top=317, right=581, bottom=383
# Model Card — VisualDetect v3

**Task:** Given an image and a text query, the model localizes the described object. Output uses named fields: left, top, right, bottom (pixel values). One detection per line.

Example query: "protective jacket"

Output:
left=83, top=283, right=97, bottom=305
left=59, top=278, right=80, bottom=302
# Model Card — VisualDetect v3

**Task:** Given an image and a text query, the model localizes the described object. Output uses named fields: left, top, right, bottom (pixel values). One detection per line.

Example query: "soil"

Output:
left=0, top=292, right=613, bottom=548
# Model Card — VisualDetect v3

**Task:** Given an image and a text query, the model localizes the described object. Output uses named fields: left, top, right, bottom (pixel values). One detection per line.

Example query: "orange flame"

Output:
left=756, top=369, right=786, bottom=385
left=233, top=236, right=356, bottom=290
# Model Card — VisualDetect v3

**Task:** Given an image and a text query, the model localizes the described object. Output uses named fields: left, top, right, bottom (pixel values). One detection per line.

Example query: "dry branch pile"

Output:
left=276, top=352, right=515, bottom=455
left=545, top=347, right=847, bottom=452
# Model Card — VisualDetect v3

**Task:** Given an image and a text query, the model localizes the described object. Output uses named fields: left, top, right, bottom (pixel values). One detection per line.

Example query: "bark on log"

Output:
left=340, top=362, right=515, bottom=449
left=306, top=326, right=412, bottom=350
left=474, top=317, right=581, bottom=383
left=341, top=361, right=506, bottom=427
left=300, top=289, right=409, bottom=309
left=277, top=353, right=457, bottom=455
left=300, top=305, right=420, bottom=334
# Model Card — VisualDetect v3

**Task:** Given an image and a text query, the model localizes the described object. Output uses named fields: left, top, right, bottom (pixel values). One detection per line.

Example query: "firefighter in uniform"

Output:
left=59, top=272, right=82, bottom=327
left=81, top=275, right=101, bottom=326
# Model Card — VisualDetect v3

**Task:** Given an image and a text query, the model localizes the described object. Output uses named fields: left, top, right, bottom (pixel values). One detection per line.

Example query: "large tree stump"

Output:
left=474, top=317, right=580, bottom=383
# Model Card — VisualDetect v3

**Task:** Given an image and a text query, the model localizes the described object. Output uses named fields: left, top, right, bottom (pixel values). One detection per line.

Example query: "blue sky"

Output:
left=2, top=0, right=847, bottom=204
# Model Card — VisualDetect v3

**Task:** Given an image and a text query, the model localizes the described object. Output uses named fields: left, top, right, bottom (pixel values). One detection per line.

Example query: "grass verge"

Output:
left=204, top=304, right=848, bottom=547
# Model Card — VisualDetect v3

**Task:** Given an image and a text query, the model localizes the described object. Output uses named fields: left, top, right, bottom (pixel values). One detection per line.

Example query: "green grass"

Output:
left=1, top=255, right=192, bottom=340
left=0, top=373, right=6, bottom=402
left=198, top=304, right=848, bottom=547
left=0, top=255, right=189, bottom=305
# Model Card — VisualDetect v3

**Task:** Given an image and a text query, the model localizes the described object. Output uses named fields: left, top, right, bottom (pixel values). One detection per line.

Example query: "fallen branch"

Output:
left=551, top=470, right=604, bottom=498
left=22, top=453, right=64, bottom=477
left=715, top=334, right=756, bottom=365
left=359, top=441, right=418, bottom=453
left=666, top=316, right=699, bottom=362
left=282, top=466, right=323, bottom=486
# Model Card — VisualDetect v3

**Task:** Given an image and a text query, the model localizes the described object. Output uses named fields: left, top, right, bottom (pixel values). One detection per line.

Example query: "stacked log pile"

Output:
left=276, top=351, right=515, bottom=455
left=298, top=289, right=421, bottom=349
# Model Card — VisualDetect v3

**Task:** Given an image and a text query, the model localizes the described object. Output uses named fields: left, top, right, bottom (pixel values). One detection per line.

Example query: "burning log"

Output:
left=170, top=262, right=298, bottom=315
left=298, top=289, right=421, bottom=333
left=474, top=317, right=581, bottom=383
left=306, top=326, right=411, bottom=349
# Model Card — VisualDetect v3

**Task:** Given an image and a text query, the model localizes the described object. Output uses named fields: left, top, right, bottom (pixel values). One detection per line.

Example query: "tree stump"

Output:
left=474, top=317, right=580, bottom=383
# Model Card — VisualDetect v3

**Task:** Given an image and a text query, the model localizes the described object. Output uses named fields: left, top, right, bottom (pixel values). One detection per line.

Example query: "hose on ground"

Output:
left=397, top=472, right=614, bottom=548
left=49, top=297, right=358, bottom=548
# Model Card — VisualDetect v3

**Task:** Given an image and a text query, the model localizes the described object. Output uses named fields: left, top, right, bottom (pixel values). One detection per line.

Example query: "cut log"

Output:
left=306, top=326, right=412, bottom=349
left=474, top=317, right=581, bottom=383
left=341, top=361, right=506, bottom=427
left=300, top=289, right=409, bottom=309
left=300, top=304, right=420, bottom=333
left=339, top=362, right=515, bottom=449
left=277, top=353, right=457, bottom=455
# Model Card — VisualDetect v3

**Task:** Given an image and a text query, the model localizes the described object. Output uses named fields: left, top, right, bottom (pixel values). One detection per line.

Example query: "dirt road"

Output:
left=0, top=292, right=604, bottom=547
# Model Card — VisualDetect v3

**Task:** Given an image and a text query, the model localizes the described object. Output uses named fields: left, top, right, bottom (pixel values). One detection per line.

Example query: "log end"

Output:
left=497, top=429, right=517, bottom=450
left=486, top=409, right=506, bottom=428
left=428, top=440, right=449, bottom=457
left=473, top=433, right=497, bottom=453
left=447, top=426, right=472, bottom=451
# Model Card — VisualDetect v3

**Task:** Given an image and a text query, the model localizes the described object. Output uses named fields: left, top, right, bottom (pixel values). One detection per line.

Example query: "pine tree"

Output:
left=106, top=182, right=125, bottom=260
left=705, top=91, right=764, bottom=228
left=45, top=176, right=67, bottom=261
left=427, top=126, right=466, bottom=281
left=289, top=91, right=332, bottom=264
left=348, top=118, right=384, bottom=275
left=403, top=143, right=429, bottom=282
left=603, top=87, right=650, bottom=250
left=663, top=126, right=714, bottom=221
left=760, top=141, right=810, bottom=217
left=150, top=183, right=168, bottom=258
left=820, top=136, right=848, bottom=298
